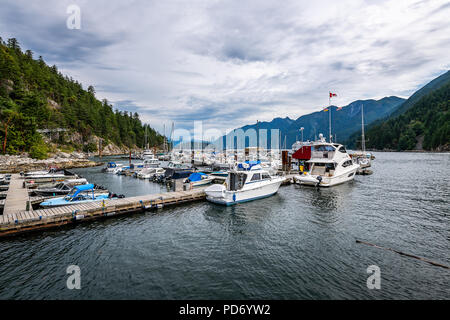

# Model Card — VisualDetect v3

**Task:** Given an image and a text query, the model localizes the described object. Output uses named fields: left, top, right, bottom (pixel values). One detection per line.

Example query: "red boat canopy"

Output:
left=292, top=146, right=311, bottom=160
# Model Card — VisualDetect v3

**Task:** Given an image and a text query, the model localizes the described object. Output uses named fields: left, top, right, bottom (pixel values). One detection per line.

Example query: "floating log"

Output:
left=356, top=239, right=449, bottom=270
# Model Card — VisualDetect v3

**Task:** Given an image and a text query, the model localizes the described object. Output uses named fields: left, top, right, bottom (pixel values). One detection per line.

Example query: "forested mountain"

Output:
left=0, top=37, right=163, bottom=159
left=353, top=72, right=450, bottom=151
left=223, top=96, right=405, bottom=148
left=390, top=70, right=450, bottom=117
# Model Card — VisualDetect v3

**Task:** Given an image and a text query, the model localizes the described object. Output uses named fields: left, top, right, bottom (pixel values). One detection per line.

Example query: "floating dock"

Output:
left=0, top=173, right=296, bottom=238
left=3, top=174, right=29, bottom=215
left=0, top=179, right=208, bottom=237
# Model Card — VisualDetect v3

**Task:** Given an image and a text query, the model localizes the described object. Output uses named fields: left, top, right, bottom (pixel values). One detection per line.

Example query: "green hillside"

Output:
left=0, top=37, right=163, bottom=159
left=353, top=72, right=450, bottom=151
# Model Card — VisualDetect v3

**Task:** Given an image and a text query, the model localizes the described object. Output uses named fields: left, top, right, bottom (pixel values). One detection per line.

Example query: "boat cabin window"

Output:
left=261, top=173, right=270, bottom=180
left=313, top=145, right=335, bottom=152
left=342, top=160, right=353, bottom=167
left=250, top=173, right=261, bottom=182
left=338, top=146, right=347, bottom=153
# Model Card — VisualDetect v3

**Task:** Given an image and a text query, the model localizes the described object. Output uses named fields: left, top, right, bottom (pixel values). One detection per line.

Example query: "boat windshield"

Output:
left=64, top=188, right=77, bottom=200
left=313, top=145, right=335, bottom=151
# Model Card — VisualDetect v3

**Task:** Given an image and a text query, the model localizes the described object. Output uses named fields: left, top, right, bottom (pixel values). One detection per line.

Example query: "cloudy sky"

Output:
left=1, top=0, right=449, bottom=136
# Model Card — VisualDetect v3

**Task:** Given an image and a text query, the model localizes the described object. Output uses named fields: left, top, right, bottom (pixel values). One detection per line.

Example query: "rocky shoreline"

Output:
left=0, top=153, right=102, bottom=173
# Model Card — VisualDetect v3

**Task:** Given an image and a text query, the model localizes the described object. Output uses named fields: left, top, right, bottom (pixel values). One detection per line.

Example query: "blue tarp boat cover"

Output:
left=75, top=183, right=95, bottom=192
left=237, top=160, right=261, bottom=170
left=188, top=172, right=207, bottom=182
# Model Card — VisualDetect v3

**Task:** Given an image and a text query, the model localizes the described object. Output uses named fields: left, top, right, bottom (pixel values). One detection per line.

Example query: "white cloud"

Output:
left=1, top=0, right=449, bottom=134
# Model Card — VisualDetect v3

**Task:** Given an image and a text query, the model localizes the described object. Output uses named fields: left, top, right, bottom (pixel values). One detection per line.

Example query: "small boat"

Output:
left=137, top=167, right=165, bottom=179
left=40, top=184, right=123, bottom=208
left=142, top=149, right=155, bottom=160
left=143, top=158, right=160, bottom=168
left=103, top=162, right=123, bottom=173
left=115, top=166, right=131, bottom=175
left=23, top=168, right=67, bottom=179
left=293, top=134, right=360, bottom=187
left=184, top=172, right=213, bottom=187
left=210, top=171, right=228, bottom=177
left=34, top=179, right=87, bottom=196
left=162, top=161, right=191, bottom=171
left=205, top=161, right=284, bottom=205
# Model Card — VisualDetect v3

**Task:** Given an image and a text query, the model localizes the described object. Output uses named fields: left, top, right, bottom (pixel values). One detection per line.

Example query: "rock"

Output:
left=56, top=152, right=71, bottom=159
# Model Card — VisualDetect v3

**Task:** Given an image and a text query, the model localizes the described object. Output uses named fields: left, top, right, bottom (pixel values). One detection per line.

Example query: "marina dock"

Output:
left=3, top=174, right=29, bottom=215
left=0, top=182, right=208, bottom=237
left=0, top=173, right=296, bottom=237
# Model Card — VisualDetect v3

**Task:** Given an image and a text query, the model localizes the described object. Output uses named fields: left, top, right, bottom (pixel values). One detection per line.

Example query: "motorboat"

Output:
left=23, top=168, right=67, bottom=179
left=143, top=158, right=160, bottom=168
left=40, top=184, right=123, bottom=208
left=210, top=171, right=228, bottom=177
left=142, top=149, right=156, bottom=160
left=159, top=161, right=192, bottom=182
left=137, top=167, right=165, bottom=179
left=33, top=179, right=88, bottom=196
left=103, top=162, right=123, bottom=173
left=205, top=161, right=284, bottom=205
left=184, top=172, right=214, bottom=187
left=162, top=161, right=191, bottom=171
left=293, top=134, right=359, bottom=187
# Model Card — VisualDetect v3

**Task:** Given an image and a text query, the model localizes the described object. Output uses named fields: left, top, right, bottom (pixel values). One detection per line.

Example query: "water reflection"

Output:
left=202, top=195, right=281, bottom=234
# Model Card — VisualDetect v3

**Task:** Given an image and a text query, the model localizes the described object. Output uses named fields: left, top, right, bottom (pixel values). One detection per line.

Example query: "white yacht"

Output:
left=205, top=161, right=284, bottom=205
left=142, top=149, right=155, bottom=160
left=293, top=134, right=359, bottom=187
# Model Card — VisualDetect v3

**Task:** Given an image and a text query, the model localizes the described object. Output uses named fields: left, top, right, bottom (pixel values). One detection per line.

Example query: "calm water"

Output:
left=0, top=152, right=449, bottom=299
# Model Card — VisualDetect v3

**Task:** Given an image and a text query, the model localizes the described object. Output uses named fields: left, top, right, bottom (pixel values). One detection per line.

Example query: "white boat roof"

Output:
left=307, top=158, right=336, bottom=163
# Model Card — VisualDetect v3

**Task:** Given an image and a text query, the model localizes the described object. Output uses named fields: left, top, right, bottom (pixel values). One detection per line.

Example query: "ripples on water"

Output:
left=0, top=153, right=449, bottom=299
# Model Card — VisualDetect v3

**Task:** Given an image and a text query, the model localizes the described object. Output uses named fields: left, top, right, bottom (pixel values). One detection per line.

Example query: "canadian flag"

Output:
left=329, top=92, right=337, bottom=98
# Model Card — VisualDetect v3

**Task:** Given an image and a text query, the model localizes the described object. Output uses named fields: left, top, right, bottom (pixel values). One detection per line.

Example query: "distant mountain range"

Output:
left=355, top=70, right=450, bottom=151
left=221, top=96, right=405, bottom=148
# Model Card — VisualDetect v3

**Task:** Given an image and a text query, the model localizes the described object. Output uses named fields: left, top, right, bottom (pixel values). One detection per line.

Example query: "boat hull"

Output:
left=294, top=166, right=358, bottom=187
left=40, top=194, right=113, bottom=208
left=206, top=178, right=283, bottom=205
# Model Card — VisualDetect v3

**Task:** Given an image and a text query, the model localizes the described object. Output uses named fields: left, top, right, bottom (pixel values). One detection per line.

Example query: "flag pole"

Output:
left=329, top=93, right=332, bottom=143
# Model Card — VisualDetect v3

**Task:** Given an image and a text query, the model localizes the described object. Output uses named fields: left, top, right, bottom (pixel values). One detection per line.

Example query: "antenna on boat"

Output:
left=257, top=120, right=259, bottom=161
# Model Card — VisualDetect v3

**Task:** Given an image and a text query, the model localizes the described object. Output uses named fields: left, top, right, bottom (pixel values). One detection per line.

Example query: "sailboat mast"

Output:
left=144, top=126, right=148, bottom=149
left=163, top=124, right=166, bottom=153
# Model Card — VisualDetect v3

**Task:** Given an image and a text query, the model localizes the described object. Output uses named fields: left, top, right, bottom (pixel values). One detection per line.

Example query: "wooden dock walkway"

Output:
left=3, top=174, right=29, bottom=216
left=0, top=186, right=207, bottom=237
left=0, top=174, right=295, bottom=237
